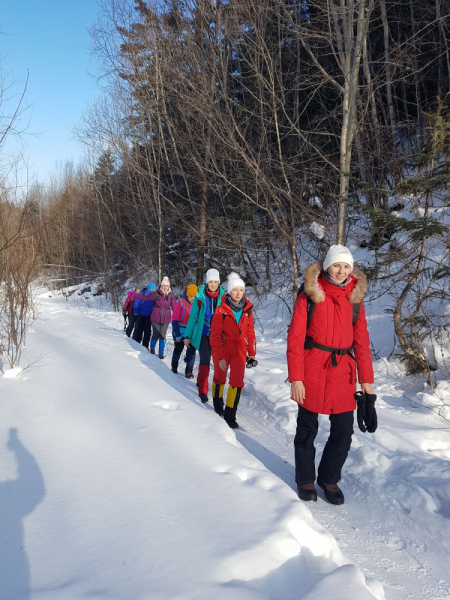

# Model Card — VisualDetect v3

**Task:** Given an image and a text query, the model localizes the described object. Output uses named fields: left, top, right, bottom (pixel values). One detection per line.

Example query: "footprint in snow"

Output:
left=152, top=400, right=184, bottom=411
left=214, top=465, right=278, bottom=490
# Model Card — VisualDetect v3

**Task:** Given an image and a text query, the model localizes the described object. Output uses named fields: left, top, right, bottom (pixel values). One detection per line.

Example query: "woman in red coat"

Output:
left=210, top=273, right=256, bottom=429
left=287, top=245, right=374, bottom=505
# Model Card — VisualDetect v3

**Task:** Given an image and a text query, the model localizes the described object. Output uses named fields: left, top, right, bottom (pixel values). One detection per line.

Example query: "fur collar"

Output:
left=303, top=261, right=367, bottom=304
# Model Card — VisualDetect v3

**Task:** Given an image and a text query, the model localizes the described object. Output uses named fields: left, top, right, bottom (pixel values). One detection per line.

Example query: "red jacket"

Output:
left=123, top=291, right=136, bottom=315
left=287, top=263, right=373, bottom=415
left=210, top=296, right=257, bottom=360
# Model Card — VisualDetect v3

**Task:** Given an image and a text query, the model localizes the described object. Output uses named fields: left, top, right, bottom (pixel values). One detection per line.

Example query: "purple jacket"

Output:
left=135, top=288, right=176, bottom=325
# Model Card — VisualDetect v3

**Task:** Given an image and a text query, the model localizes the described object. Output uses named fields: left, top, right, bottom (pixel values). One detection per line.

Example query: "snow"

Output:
left=309, top=221, right=325, bottom=240
left=1, top=289, right=450, bottom=599
left=308, top=196, right=323, bottom=209
left=0, top=294, right=382, bottom=600
left=3, top=367, right=24, bottom=379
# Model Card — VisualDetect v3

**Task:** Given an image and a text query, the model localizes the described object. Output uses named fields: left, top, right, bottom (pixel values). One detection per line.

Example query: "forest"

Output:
left=1, top=0, right=450, bottom=376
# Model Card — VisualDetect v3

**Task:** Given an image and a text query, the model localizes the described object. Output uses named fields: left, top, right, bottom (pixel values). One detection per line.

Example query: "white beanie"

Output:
left=227, top=272, right=245, bottom=294
left=323, top=245, right=354, bottom=272
left=205, top=268, right=220, bottom=284
left=161, top=276, right=170, bottom=287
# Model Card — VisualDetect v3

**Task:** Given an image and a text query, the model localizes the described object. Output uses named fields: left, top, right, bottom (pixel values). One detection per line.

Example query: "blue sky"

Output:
left=0, top=0, right=101, bottom=186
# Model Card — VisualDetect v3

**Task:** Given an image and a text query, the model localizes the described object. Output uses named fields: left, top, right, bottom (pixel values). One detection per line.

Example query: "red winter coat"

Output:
left=122, top=291, right=136, bottom=315
left=210, top=297, right=257, bottom=360
left=287, top=263, right=373, bottom=415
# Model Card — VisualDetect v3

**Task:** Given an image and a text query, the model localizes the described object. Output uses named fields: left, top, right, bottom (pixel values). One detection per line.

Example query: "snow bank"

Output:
left=0, top=296, right=382, bottom=599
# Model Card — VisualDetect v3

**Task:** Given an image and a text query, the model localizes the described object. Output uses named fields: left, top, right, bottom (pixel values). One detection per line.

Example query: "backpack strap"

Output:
left=352, top=302, right=361, bottom=326
left=297, top=283, right=316, bottom=331
left=298, top=282, right=360, bottom=329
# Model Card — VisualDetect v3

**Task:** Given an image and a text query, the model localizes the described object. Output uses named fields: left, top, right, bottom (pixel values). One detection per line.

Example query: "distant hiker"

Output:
left=184, top=269, right=226, bottom=404
left=171, top=284, right=198, bottom=378
left=123, top=287, right=141, bottom=338
left=135, top=277, right=176, bottom=358
left=287, top=245, right=375, bottom=505
left=210, top=273, right=256, bottom=428
left=132, top=283, right=157, bottom=348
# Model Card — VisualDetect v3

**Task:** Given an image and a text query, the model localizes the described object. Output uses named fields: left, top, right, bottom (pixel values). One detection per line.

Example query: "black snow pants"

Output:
left=133, top=316, right=152, bottom=348
left=294, top=405, right=354, bottom=487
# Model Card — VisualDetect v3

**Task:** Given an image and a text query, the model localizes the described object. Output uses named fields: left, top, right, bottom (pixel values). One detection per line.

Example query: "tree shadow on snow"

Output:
left=126, top=335, right=208, bottom=409
left=234, top=430, right=296, bottom=492
left=0, top=428, right=45, bottom=600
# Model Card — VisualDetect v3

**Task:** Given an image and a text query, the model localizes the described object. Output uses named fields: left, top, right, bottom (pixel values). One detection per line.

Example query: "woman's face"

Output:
left=326, top=263, right=352, bottom=283
left=187, top=295, right=195, bottom=303
left=207, top=280, right=219, bottom=292
left=161, top=284, right=169, bottom=292
left=135, top=288, right=141, bottom=294
left=230, top=287, right=244, bottom=302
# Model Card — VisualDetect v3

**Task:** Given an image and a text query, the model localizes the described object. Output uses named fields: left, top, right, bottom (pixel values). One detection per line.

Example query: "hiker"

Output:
left=210, top=273, right=256, bottom=428
left=171, top=284, right=198, bottom=378
left=133, top=276, right=177, bottom=358
left=287, top=245, right=375, bottom=505
left=132, top=283, right=157, bottom=348
left=123, top=287, right=141, bottom=338
left=184, top=269, right=227, bottom=403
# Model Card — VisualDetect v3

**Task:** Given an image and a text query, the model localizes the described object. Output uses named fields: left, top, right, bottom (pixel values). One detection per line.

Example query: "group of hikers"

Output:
left=123, top=269, right=256, bottom=430
left=122, top=245, right=377, bottom=506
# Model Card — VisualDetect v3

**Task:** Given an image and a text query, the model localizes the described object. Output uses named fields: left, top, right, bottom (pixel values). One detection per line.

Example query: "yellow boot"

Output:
left=212, top=382, right=225, bottom=416
left=224, top=386, right=243, bottom=429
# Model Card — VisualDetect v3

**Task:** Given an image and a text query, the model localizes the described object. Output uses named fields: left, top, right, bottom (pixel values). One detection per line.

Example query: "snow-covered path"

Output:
left=236, top=384, right=450, bottom=600
left=0, top=296, right=383, bottom=600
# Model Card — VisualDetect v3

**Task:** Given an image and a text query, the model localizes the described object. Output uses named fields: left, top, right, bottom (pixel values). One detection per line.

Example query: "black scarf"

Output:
left=226, top=296, right=246, bottom=313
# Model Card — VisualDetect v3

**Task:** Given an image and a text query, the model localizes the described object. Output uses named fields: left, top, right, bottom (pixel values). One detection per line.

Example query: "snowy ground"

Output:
left=1, top=290, right=450, bottom=599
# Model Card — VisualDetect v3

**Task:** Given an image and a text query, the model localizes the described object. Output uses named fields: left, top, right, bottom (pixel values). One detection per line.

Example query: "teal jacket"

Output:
left=184, top=284, right=227, bottom=350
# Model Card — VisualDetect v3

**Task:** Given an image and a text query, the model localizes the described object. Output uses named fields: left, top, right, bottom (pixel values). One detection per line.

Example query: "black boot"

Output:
left=297, top=483, right=317, bottom=502
left=317, top=479, right=345, bottom=505
left=224, top=386, right=242, bottom=428
left=185, top=365, right=194, bottom=380
left=212, top=382, right=224, bottom=416
left=199, top=393, right=209, bottom=404
left=171, top=356, right=179, bottom=374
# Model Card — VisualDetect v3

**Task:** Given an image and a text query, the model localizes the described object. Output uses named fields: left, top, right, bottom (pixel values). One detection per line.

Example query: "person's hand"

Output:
left=184, top=338, right=190, bottom=347
left=219, top=359, right=227, bottom=372
left=122, top=311, right=127, bottom=318
left=290, top=381, right=305, bottom=405
left=361, top=382, right=374, bottom=395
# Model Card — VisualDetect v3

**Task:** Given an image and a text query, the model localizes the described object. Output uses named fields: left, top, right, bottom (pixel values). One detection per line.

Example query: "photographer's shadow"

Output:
left=0, top=428, right=45, bottom=600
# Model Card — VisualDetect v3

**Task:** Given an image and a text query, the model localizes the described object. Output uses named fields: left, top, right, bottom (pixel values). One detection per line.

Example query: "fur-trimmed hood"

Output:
left=303, top=261, right=367, bottom=304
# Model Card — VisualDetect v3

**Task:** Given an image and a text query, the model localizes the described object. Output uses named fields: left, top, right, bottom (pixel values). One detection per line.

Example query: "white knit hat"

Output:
left=205, top=268, right=220, bottom=284
left=227, top=272, right=245, bottom=294
left=161, top=276, right=170, bottom=287
left=323, top=245, right=354, bottom=272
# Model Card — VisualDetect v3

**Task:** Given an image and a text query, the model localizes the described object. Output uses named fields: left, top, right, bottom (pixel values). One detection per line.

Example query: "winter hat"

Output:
left=160, top=276, right=170, bottom=287
left=227, top=272, right=245, bottom=294
left=323, top=245, right=354, bottom=272
left=148, top=282, right=157, bottom=291
left=205, top=268, right=220, bottom=284
left=186, top=284, right=198, bottom=297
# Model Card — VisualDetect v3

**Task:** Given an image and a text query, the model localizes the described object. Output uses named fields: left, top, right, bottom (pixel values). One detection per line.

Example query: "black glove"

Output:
left=355, top=391, right=378, bottom=433
left=365, top=393, right=378, bottom=433
left=122, top=311, right=128, bottom=318
left=246, top=357, right=258, bottom=368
